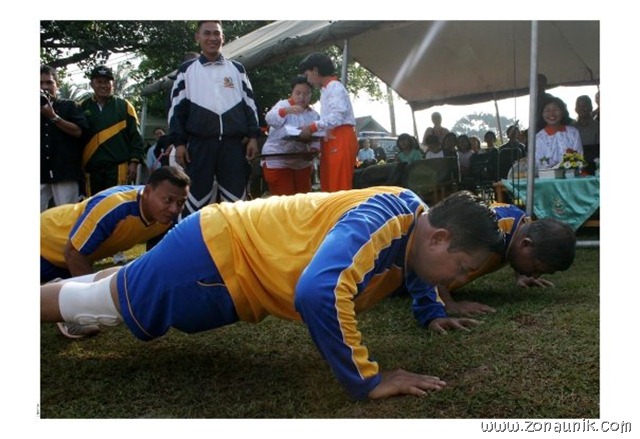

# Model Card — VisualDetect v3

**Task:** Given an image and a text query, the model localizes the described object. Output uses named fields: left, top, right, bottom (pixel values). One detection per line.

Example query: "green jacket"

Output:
left=79, top=95, right=144, bottom=173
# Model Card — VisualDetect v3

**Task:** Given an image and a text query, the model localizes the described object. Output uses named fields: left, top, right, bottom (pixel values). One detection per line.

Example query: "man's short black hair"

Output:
left=147, top=166, right=191, bottom=189
left=506, top=125, right=519, bottom=137
left=428, top=191, right=504, bottom=254
left=41, top=65, right=58, bottom=83
left=576, top=95, right=593, bottom=111
left=484, top=131, right=497, bottom=141
left=197, top=20, right=222, bottom=30
left=299, top=53, right=335, bottom=76
left=523, top=218, right=576, bottom=272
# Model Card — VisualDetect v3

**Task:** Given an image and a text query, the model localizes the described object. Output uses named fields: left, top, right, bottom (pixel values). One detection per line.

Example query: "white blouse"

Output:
left=425, top=150, right=444, bottom=160
left=262, top=98, right=320, bottom=169
left=535, top=125, right=583, bottom=169
left=317, top=79, right=356, bottom=131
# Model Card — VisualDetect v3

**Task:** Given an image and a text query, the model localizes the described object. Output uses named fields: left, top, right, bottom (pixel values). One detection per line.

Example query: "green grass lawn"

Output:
left=40, top=246, right=599, bottom=419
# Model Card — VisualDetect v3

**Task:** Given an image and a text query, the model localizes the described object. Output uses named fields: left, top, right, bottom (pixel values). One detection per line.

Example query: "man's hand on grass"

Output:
left=515, top=274, right=554, bottom=288
left=368, top=368, right=446, bottom=399
left=427, top=317, right=481, bottom=335
left=445, top=300, right=496, bottom=317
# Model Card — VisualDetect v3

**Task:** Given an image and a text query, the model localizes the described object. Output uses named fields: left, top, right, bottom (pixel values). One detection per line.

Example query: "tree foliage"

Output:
left=451, top=112, right=516, bottom=143
left=42, top=21, right=194, bottom=79
left=40, top=20, right=384, bottom=121
left=325, top=46, right=384, bottom=101
left=56, top=82, right=91, bottom=102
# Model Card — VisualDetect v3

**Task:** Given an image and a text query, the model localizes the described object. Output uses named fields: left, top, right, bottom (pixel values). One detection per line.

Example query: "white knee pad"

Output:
left=57, top=273, right=98, bottom=284
left=58, top=273, right=123, bottom=326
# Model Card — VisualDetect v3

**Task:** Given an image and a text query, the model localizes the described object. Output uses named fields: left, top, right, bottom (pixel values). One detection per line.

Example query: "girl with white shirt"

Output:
left=535, top=97, right=583, bottom=169
left=261, top=76, right=320, bottom=195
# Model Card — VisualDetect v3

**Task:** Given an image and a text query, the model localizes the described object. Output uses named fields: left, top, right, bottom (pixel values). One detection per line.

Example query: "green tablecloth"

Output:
left=501, top=176, right=600, bottom=230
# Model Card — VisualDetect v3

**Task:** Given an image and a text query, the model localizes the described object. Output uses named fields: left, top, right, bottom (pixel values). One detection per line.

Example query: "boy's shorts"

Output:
left=116, top=211, right=239, bottom=341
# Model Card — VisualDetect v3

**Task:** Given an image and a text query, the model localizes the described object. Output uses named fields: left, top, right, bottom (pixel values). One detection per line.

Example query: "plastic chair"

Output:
left=400, top=157, right=459, bottom=204
left=463, top=153, right=497, bottom=203
left=496, top=146, right=524, bottom=180
left=352, top=162, right=407, bottom=189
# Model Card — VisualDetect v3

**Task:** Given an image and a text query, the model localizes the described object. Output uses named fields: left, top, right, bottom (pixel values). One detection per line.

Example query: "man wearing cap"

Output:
left=168, top=21, right=260, bottom=218
left=79, top=65, right=145, bottom=196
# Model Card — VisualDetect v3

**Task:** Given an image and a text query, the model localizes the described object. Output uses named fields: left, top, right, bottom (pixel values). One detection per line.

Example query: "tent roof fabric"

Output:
left=142, top=20, right=599, bottom=111
left=223, top=21, right=384, bottom=70
left=346, top=21, right=599, bottom=110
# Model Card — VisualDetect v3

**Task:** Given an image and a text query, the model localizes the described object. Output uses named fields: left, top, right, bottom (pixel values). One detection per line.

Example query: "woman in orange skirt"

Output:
left=299, top=53, right=359, bottom=192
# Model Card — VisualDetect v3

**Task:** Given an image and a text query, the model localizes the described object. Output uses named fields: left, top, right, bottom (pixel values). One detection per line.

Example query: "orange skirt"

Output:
left=320, top=125, right=358, bottom=192
left=262, top=166, right=312, bottom=196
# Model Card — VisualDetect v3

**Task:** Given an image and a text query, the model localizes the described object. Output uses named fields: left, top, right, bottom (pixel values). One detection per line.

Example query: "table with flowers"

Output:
left=496, top=176, right=600, bottom=230
left=493, top=148, right=599, bottom=230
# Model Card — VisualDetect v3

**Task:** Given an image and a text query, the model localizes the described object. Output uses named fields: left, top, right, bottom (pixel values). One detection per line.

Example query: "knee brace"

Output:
left=58, top=273, right=98, bottom=284
left=58, top=273, right=123, bottom=326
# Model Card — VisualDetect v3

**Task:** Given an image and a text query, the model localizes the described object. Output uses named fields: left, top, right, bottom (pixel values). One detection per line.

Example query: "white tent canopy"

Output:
left=344, top=20, right=599, bottom=110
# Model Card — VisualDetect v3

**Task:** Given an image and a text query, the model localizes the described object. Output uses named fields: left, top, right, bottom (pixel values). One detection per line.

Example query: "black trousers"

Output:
left=181, top=137, right=250, bottom=219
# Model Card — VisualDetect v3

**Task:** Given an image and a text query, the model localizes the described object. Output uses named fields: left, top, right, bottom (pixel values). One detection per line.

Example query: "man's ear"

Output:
left=519, top=237, right=534, bottom=248
left=429, top=228, right=451, bottom=248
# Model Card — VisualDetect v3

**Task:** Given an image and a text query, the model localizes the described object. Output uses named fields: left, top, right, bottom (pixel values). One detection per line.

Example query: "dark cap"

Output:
left=89, top=65, right=114, bottom=80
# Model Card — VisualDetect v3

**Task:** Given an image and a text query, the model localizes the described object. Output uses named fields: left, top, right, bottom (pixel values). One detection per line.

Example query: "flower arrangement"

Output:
left=560, top=149, right=587, bottom=170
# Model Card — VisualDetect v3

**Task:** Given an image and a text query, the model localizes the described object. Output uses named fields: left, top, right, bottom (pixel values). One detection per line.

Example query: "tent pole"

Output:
left=526, top=21, right=539, bottom=217
left=140, top=96, right=148, bottom=138
left=494, top=99, right=503, bottom=144
left=386, top=84, right=397, bottom=136
left=137, top=96, right=149, bottom=185
left=341, top=39, right=349, bottom=84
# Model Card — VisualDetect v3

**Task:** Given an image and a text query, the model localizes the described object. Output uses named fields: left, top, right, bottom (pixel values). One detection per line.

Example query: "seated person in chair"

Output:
left=357, top=138, right=377, bottom=167
left=535, top=96, right=583, bottom=169
left=424, top=135, right=444, bottom=160
left=395, top=133, right=423, bottom=164
left=456, top=134, right=475, bottom=180
left=503, top=125, right=527, bottom=156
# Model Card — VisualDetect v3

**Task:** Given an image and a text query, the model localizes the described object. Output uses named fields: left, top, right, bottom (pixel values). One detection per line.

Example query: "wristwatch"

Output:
left=50, top=115, right=61, bottom=123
